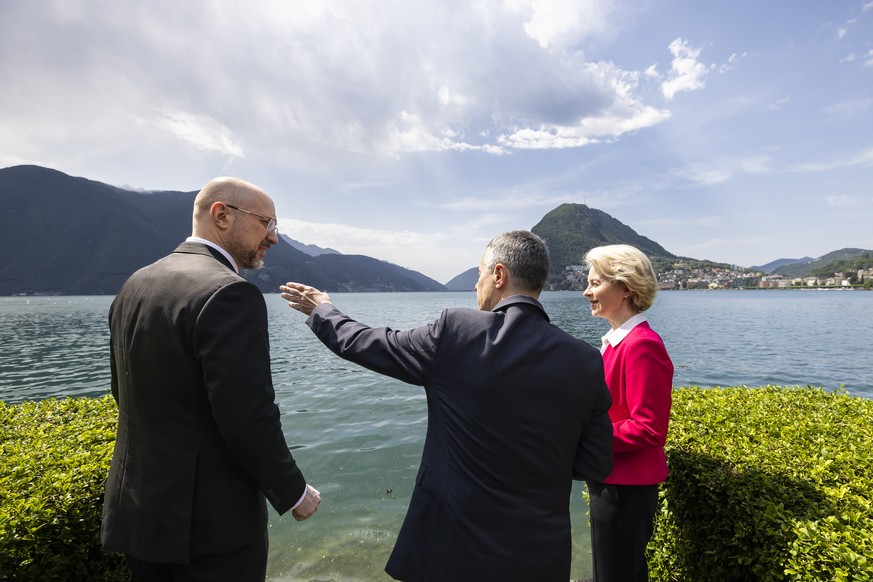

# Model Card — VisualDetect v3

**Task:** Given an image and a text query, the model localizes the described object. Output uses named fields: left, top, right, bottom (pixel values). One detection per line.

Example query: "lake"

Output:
left=1, top=289, right=871, bottom=580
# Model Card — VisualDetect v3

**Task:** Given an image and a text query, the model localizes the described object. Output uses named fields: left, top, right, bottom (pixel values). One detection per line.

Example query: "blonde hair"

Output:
left=585, top=244, right=658, bottom=312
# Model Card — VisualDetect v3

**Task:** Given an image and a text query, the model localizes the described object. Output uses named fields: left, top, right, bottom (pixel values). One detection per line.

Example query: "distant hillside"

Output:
left=281, top=235, right=340, bottom=257
left=531, top=203, right=675, bottom=274
left=772, top=248, right=873, bottom=278
left=446, top=267, right=477, bottom=291
left=444, top=203, right=736, bottom=287
left=750, top=257, right=814, bottom=274
left=0, top=165, right=445, bottom=295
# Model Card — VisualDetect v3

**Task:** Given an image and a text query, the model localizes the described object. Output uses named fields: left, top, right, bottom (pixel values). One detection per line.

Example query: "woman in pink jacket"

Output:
left=582, top=244, right=674, bottom=582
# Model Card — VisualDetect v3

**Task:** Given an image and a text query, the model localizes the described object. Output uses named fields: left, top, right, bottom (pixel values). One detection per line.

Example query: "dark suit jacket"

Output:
left=306, top=295, right=613, bottom=582
left=101, top=242, right=307, bottom=564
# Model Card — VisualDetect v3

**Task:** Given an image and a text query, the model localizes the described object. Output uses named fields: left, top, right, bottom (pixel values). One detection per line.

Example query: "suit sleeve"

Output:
left=573, top=369, right=613, bottom=481
left=195, top=281, right=307, bottom=515
left=306, top=303, right=439, bottom=386
left=612, top=335, right=673, bottom=454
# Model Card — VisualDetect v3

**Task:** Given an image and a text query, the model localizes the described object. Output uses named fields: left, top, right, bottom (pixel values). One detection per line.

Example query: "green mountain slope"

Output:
left=0, top=165, right=445, bottom=294
left=773, top=248, right=873, bottom=278
left=531, top=203, right=675, bottom=272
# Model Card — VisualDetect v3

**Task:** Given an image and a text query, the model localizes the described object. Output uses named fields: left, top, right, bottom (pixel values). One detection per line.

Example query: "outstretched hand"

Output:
left=280, top=282, right=332, bottom=316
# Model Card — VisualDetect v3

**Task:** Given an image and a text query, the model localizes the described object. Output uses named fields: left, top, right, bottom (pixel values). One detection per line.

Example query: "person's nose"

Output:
left=266, top=229, right=279, bottom=244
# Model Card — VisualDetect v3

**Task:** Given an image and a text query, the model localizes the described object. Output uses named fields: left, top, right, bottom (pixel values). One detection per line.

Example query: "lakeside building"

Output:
left=554, top=264, right=872, bottom=291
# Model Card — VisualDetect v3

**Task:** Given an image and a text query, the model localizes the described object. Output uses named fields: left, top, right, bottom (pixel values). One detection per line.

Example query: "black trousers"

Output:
left=587, top=482, right=659, bottom=582
left=125, top=530, right=269, bottom=582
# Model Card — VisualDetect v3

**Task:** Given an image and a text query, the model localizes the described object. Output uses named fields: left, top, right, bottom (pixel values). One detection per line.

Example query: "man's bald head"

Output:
left=192, top=177, right=270, bottom=235
left=190, top=177, right=278, bottom=270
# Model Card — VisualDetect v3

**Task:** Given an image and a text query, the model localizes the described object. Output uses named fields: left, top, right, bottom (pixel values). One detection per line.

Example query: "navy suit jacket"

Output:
left=307, top=295, right=612, bottom=582
left=101, top=242, right=307, bottom=563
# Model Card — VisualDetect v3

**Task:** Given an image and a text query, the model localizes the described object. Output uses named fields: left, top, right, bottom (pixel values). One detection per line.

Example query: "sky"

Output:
left=2, top=1, right=872, bottom=284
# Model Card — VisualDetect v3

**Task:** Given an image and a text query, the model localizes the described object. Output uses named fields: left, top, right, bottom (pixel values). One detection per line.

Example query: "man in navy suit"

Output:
left=102, top=177, right=321, bottom=581
left=281, top=230, right=612, bottom=582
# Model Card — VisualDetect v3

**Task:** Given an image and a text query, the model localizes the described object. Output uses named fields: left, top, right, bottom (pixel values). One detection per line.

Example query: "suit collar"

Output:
left=492, top=294, right=549, bottom=322
left=174, top=240, right=237, bottom=272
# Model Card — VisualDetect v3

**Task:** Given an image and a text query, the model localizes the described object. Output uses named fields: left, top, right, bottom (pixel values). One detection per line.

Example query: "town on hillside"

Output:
left=558, top=262, right=873, bottom=291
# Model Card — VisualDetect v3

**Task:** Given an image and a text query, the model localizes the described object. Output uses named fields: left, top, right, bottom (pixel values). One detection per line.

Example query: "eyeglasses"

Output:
left=224, top=203, right=278, bottom=233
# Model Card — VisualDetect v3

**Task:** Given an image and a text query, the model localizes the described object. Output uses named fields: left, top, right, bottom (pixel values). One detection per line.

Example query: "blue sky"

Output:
left=2, top=1, right=872, bottom=283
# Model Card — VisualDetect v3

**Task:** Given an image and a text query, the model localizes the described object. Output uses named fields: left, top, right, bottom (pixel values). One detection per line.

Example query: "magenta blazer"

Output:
left=601, top=321, right=674, bottom=485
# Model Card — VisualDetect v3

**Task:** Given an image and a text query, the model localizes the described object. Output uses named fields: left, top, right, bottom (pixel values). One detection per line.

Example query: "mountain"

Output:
left=528, top=203, right=686, bottom=288
left=442, top=204, right=684, bottom=290
left=750, top=257, right=815, bottom=274
left=531, top=203, right=675, bottom=274
left=772, top=248, right=873, bottom=278
left=281, top=235, right=340, bottom=256
left=0, top=165, right=445, bottom=295
left=7, top=165, right=864, bottom=295
left=446, top=267, right=478, bottom=291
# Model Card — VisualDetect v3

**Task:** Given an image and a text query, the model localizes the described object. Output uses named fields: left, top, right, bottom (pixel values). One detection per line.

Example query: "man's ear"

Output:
left=493, top=263, right=507, bottom=288
left=210, top=202, right=232, bottom=231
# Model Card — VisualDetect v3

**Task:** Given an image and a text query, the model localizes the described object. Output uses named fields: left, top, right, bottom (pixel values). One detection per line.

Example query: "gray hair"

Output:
left=585, top=244, right=658, bottom=312
left=482, top=230, right=550, bottom=292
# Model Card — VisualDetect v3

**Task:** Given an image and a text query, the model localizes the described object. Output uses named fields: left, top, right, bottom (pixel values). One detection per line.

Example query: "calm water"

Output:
left=1, top=290, right=871, bottom=580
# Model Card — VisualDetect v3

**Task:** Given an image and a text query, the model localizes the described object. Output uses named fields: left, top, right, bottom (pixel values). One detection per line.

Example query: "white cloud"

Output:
left=865, top=49, right=873, bottom=67
left=677, top=234, right=781, bottom=256
left=438, top=87, right=469, bottom=106
left=661, top=38, right=709, bottom=100
left=671, top=147, right=873, bottom=189
left=146, top=108, right=244, bottom=158
left=0, top=0, right=669, bottom=176
left=637, top=216, right=724, bottom=228
left=516, top=0, right=618, bottom=48
left=672, top=164, right=732, bottom=186
left=716, top=51, right=747, bottom=73
left=792, top=147, right=873, bottom=173
left=768, top=96, right=791, bottom=110
left=671, top=155, right=775, bottom=186
left=278, top=217, right=480, bottom=282
left=498, top=63, right=671, bottom=149
left=824, top=98, right=873, bottom=115
left=282, top=218, right=423, bottom=250
left=825, top=194, right=864, bottom=207
left=419, top=193, right=577, bottom=212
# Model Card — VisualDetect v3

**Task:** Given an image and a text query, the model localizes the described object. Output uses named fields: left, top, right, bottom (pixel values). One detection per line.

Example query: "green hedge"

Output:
left=0, top=395, right=127, bottom=581
left=650, top=385, right=873, bottom=581
left=2, top=388, right=872, bottom=580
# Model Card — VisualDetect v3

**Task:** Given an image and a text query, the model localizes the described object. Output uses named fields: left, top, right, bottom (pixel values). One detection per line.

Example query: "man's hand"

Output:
left=280, top=283, right=332, bottom=316
left=291, top=484, right=321, bottom=521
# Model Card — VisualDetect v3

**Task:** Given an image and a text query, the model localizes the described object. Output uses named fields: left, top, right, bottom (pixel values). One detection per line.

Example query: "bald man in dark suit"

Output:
left=281, top=230, right=612, bottom=582
left=102, top=177, right=320, bottom=581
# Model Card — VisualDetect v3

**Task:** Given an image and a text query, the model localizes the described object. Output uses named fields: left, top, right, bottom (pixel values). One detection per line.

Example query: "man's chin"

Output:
left=239, top=258, right=264, bottom=271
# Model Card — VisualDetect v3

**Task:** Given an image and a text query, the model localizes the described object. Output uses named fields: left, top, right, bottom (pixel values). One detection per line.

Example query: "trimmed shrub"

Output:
left=3, top=388, right=872, bottom=580
left=0, top=395, right=127, bottom=581
left=650, top=386, right=873, bottom=581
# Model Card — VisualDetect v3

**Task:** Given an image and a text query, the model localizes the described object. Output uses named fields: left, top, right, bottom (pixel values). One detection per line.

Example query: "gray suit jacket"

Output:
left=307, top=294, right=612, bottom=582
left=101, top=242, right=307, bottom=563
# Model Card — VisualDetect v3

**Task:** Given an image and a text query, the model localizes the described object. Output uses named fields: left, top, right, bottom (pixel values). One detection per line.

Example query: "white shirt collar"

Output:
left=601, top=313, right=648, bottom=353
left=186, top=236, right=239, bottom=273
